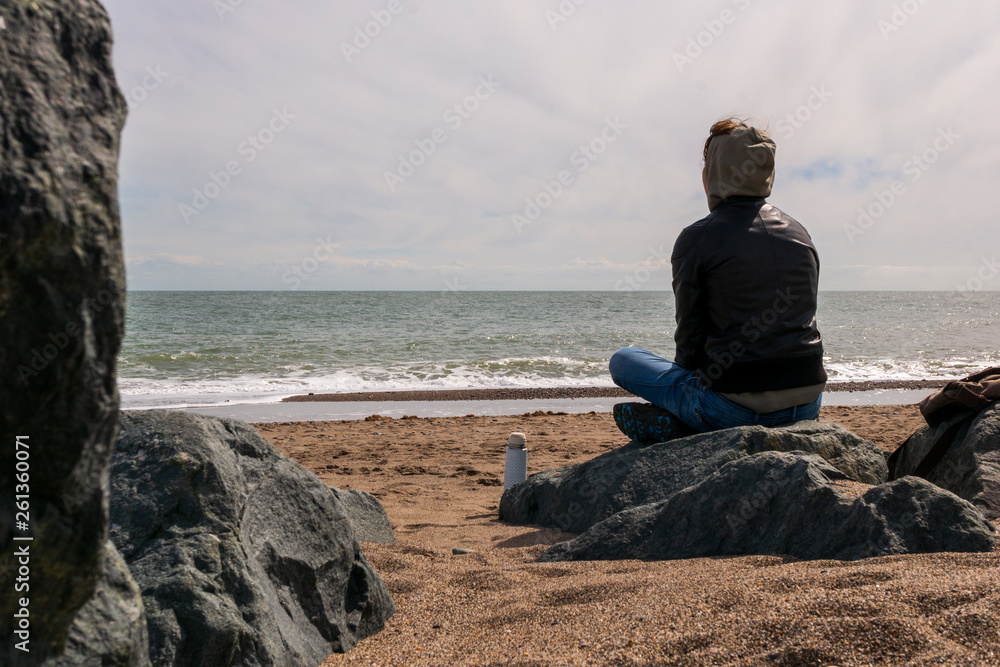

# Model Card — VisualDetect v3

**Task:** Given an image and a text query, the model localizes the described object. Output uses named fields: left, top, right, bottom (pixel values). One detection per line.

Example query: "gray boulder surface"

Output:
left=51, top=543, right=150, bottom=667
left=540, top=451, right=998, bottom=562
left=0, top=0, right=148, bottom=664
left=329, top=488, right=396, bottom=544
left=500, top=421, right=887, bottom=534
left=891, top=402, right=1000, bottom=519
left=110, top=410, right=396, bottom=666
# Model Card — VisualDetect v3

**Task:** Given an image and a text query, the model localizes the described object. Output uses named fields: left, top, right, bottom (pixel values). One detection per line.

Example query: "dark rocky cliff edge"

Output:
left=0, top=0, right=144, bottom=664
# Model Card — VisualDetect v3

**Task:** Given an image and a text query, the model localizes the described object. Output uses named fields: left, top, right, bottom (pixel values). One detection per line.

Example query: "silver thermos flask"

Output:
left=504, top=432, right=528, bottom=490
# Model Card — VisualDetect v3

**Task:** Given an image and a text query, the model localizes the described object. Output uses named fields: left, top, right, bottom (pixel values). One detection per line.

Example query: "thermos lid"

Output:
left=507, top=432, right=527, bottom=449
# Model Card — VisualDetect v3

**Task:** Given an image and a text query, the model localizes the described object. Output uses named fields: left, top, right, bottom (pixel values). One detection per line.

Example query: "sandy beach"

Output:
left=253, top=403, right=1000, bottom=666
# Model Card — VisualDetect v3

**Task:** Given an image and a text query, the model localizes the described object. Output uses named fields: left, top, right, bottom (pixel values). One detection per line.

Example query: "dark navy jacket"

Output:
left=671, top=195, right=827, bottom=393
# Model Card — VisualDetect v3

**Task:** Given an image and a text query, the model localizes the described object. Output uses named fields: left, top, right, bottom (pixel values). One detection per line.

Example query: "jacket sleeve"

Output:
left=671, top=229, right=707, bottom=371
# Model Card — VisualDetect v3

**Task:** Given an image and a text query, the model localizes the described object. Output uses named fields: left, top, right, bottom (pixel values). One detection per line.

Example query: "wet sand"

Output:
left=255, top=405, right=1000, bottom=666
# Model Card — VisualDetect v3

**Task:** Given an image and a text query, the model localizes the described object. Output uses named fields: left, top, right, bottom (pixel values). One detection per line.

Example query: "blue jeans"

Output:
left=609, top=346, right=822, bottom=433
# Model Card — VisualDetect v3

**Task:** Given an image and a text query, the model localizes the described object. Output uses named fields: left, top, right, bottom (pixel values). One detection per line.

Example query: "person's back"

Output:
left=673, top=201, right=825, bottom=403
left=610, top=118, right=826, bottom=439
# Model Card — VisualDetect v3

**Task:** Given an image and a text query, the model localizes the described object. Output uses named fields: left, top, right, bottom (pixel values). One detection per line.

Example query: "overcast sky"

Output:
left=103, top=0, right=1000, bottom=291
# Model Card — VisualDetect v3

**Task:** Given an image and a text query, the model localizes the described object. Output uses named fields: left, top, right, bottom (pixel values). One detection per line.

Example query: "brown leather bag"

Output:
left=918, top=367, right=1000, bottom=426
left=888, top=367, right=1000, bottom=480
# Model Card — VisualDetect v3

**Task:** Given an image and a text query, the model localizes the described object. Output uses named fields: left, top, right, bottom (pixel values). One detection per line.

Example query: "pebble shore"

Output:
left=283, top=379, right=948, bottom=404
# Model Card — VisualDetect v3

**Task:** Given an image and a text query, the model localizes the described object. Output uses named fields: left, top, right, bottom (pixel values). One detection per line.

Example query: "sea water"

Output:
left=119, top=291, right=1000, bottom=409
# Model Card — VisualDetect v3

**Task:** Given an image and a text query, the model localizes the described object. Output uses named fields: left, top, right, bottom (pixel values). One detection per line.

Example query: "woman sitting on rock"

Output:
left=611, top=118, right=827, bottom=442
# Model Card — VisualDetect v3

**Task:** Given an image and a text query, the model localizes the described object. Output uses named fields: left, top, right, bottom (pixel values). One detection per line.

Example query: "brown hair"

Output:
left=703, top=118, right=749, bottom=163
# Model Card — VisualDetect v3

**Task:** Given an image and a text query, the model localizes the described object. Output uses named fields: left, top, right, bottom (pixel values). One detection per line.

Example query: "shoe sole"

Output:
left=613, top=402, right=690, bottom=443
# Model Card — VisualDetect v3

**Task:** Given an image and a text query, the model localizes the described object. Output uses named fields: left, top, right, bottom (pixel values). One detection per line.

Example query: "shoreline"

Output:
left=282, top=379, right=948, bottom=403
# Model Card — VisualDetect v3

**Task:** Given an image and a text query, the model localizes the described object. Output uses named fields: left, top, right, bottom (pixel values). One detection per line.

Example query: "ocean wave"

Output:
left=120, top=358, right=1000, bottom=410
left=115, top=291, right=1000, bottom=409
left=823, top=356, right=998, bottom=382
left=117, top=365, right=618, bottom=409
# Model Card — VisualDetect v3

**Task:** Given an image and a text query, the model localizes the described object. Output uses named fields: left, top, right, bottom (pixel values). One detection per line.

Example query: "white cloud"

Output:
left=105, top=0, right=1000, bottom=290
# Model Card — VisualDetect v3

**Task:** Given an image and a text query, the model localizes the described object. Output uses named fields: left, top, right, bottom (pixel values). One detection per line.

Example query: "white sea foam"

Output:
left=823, top=357, right=995, bottom=382
left=119, top=356, right=999, bottom=410
left=118, top=364, right=619, bottom=409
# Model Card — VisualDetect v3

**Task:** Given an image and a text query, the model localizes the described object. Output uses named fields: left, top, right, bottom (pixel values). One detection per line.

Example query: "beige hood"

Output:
left=704, top=125, right=776, bottom=211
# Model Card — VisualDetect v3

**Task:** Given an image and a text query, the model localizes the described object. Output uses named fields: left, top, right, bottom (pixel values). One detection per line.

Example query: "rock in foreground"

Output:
left=891, top=403, right=1000, bottom=519
left=51, top=543, right=150, bottom=667
left=500, top=422, right=887, bottom=534
left=0, top=0, right=141, bottom=663
left=110, top=410, right=396, bottom=666
left=541, top=452, right=997, bottom=562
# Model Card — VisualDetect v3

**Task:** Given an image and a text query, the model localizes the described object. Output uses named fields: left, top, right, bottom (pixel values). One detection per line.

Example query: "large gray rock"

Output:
left=891, top=403, right=1000, bottom=519
left=541, top=451, right=998, bottom=562
left=0, top=0, right=147, bottom=664
left=500, top=422, right=887, bottom=534
left=51, top=543, right=150, bottom=667
left=329, top=488, right=396, bottom=544
left=110, top=410, right=396, bottom=666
